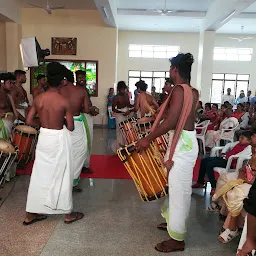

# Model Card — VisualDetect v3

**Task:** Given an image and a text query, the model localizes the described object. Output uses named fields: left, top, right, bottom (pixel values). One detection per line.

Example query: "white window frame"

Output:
left=213, top=47, right=253, bottom=62
left=129, top=44, right=180, bottom=59
left=210, top=73, right=250, bottom=103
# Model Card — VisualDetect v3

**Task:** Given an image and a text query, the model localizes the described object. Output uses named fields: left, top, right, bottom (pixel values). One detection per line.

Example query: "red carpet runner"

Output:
left=16, top=155, right=200, bottom=182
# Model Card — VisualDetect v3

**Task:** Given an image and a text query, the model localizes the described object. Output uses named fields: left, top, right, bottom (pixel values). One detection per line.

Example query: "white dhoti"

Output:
left=15, top=101, right=28, bottom=124
left=72, top=115, right=88, bottom=186
left=161, top=130, right=198, bottom=241
left=0, top=118, right=13, bottom=140
left=26, top=127, right=73, bottom=214
left=83, top=113, right=93, bottom=169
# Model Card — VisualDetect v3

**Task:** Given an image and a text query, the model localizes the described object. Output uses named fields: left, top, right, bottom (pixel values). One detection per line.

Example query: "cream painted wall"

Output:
left=0, top=21, right=6, bottom=71
left=21, top=9, right=118, bottom=124
left=117, top=31, right=200, bottom=89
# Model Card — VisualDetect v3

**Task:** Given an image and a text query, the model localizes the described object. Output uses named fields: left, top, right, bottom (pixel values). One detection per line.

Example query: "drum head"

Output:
left=15, top=125, right=38, bottom=134
left=0, top=139, right=16, bottom=153
left=137, top=117, right=154, bottom=124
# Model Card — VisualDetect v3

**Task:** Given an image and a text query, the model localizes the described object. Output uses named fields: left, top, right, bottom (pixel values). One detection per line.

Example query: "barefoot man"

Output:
left=75, top=70, right=99, bottom=174
left=60, top=67, right=89, bottom=192
left=24, top=62, right=84, bottom=225
left=0, top=73, right=18, bottom=140
left=137, top=53, right=198, bottom=253
left=10, top=70, right=30, bottom=123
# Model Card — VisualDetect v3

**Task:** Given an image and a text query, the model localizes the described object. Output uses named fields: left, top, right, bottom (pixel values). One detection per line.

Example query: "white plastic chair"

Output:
left=215, top=123, right=239, bottom=147
left=196, top=120, right=210, bottom=156
left=211, top=146, right=251, bottom=176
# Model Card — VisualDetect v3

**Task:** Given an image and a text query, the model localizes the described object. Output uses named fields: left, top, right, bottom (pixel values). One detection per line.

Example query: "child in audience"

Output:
left=192, top=131, right=252, bottom=196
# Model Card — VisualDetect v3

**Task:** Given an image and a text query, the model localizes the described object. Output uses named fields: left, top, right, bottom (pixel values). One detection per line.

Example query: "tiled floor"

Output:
left=0, top=128, right=239, bottom=256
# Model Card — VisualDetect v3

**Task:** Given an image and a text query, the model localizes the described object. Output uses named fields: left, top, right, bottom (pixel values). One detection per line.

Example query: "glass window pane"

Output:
left=153, top=78, right=166, bottom=93
left=211, top=80, right=223, bottom=104
left=236, top=81, right=249, bottom=97
left=225, top=48, right=237, bottom=54
left=214, top=47, right=225, bottom=54
left=141, top=71, right=152, bottom=77
left=167, top=51, right=179, bottom=58
left=226, top=54, right=238, bottom=61
left=129, top=44, right=141, bottom=50
left=238, top=48, right=252, bottom=55
left=224, top=81, right=236, bottom=95
left=166, top=46, right=179, bottom=51
left=239, top=55, right=252, bottom=61
left=214, top=53, right=226, bottom=60
left=129, top=78, right=140, bottom=100
left=129, top=71, right=140, bottom=77
left=153, top=71, right=166, bottom=77
left=141, top=51, right=154, bottom=58
left=225, top=74, right=236, bottom=80
left=142, top=45, right=153, bottom=51
left=237, top=74, right=250, bottom=81
left=141, top=78, right=153, bottom=92
left=154, top=51, right=166, bottom=58
left=212, top=74, right=224, bottom=79
left=129, top=51, right=141, bottom=58
left=166, top=72, right=170, bottom=78
left=154, top=46, right=166, bottom=52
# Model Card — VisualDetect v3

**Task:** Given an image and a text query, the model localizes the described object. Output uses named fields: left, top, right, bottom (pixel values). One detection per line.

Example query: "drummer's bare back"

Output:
left=168, top=86, right=198, bottom=131
left=114, top=94, right=131, bottom=109
left=26, top=90, right=74, bottom=131
left=60, top=84, right=89, bottom=116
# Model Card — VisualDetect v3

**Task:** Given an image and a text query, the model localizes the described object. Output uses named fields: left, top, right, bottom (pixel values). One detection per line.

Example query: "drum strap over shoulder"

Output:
left=151, top=84, right=199, bottom=169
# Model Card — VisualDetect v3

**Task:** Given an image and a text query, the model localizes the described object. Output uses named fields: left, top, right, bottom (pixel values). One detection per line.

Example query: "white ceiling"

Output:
left=17, top=0, right=256, bottom=34
left=19, top=0, right=96, bottom=10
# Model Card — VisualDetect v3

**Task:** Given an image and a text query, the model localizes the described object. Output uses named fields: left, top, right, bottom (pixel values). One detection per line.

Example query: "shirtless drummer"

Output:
left=10, top=70, right=30, bottom=123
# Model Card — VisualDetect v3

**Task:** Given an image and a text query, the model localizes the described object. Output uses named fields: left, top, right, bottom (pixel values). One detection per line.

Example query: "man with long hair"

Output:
left=137, top=53, right=198, bottom=252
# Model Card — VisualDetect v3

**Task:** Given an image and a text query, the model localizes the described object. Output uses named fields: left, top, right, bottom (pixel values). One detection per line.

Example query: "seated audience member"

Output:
left=205, top=108, right=238, bottom=149
left=237, top=180, right=256, bottom=256
left=206, top=133, right=256, bottom=243
left=224, top=101, right=233, bottom=109
left=196, top=101, right=204, bottom=122
left=235, top=90, right=247, bottom=105
left=234, top=104, right=250, bottom=141
left=201, top=103, right=219, bottom=130
left=218, top=104, right=228, bottom=124
left=134, top=80, right=159, bottom=118
left=192, top=131, right=252, bottom=196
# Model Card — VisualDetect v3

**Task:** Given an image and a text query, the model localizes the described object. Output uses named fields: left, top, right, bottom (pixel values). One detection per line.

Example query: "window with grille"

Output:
left=129, top=44, right=180, bottom=59
left=128, top=70, right=170, bottom=100
left=210, top=73, right=250, bottom=104
left=213, top=47, right=253, bottom=61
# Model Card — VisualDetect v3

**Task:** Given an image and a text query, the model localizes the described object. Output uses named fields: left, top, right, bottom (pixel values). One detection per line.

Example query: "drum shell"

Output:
left=118, top=143, right=167, bottom=201
left=12, top=126, right=38, bottom=164
left=119, top=118, right=139, bottom=144
left=0, top=151, right=17, bottom=186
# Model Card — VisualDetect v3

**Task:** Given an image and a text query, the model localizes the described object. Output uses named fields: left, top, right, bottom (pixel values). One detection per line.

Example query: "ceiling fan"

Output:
left=29, top=0, right=64, bottom=14
left=229, top=26, right=255, bottom=42
left=149, top=0, right=180, bottom=15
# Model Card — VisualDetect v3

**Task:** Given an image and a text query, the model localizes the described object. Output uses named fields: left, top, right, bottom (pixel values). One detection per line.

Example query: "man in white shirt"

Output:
left=222, top=88, right=235, bottom=105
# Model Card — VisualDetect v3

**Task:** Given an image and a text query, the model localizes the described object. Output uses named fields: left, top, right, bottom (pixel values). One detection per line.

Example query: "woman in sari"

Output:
left=234, top=104, right=250, bottom=140
left=205, top=108, right=238, bottom=149
left=201, top=103, right=219, bottom=130
left=107, top=88, right=116, bottom=129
